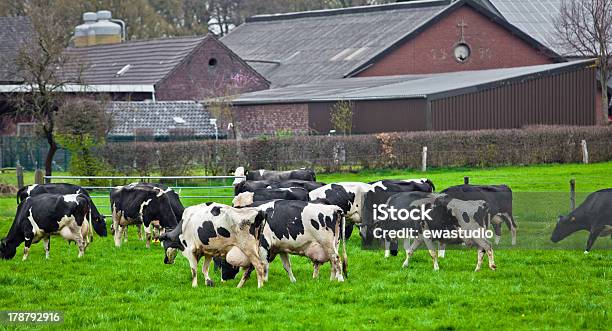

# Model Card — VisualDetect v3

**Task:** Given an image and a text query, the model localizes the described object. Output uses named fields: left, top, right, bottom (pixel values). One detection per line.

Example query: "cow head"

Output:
left=232, top=192, right=254, bottom=208
left=0, top=237, right=16, bottom=260
left=92, top=215, right=108, bottom=237
left=551, top=214, right=582, bottom=243
left=160, top=227, right=184, bottom=265
left=233, top=167, right=246, bottom=185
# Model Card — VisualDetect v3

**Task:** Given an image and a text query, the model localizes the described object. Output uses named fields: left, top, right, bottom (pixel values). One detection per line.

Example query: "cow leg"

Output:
left=422, top=238, right=439, bottom=270
left=402, top=237, right=422, bottom=268
left=138, top=224, right=143, bottom=241
left=312, top=262, right=321, bottom=278
left=144, top=224, right=152, bottom=249
left=384, top=240, right=391, bottom=258
left=279, top=253, right=296, bottom=283
left=22, top=241, right=32, bottom=261
left=585, top=228, right=602, bottom=253
left=323, top=243, right=343, bottom=282
left=185, top=251, right=199, bottom=288
left=493, top=223, right=502, bottom=245
left=202, top=255, right=214, bottom=287
left=487, top=248, right=496, bottom=270
left=43, top=237, right=50, bottom=259
left=113, top=219, right=123, bottom=247
left=243, top=246, right=266, bottom=288
left=475, top=249, right=485, bottom=271
left=438, top=242, right=445, bottom=259
left=237, top=266, right=254, bottom=288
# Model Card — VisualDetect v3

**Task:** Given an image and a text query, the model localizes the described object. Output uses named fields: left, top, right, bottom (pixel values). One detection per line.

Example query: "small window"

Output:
left=208, top=58, right=218, bottom=67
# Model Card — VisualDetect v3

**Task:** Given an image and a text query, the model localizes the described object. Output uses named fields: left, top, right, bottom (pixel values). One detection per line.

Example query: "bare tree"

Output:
left=555, top=0, right=612, bottom=124
left=9, top=2, right=85, bottom=178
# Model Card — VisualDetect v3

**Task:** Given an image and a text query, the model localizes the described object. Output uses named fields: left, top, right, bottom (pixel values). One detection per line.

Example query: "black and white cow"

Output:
left=442, top=184, right=516, bottom=245
left=1, top=193, right=92, bottom=260
left=383, top=192, right=496, bottom=271
left=234, top=180, right=280, bottom=195
left=110, top=183, right=179, bottom=248
left=160, top=202, right=267, bottom=288
left=309, top=182, right=372, bottom=240
left=232, top=187, right=309, bottom=207
left=233, top=167, right=316, bottom=185
left=16, top=183, right=107, bottom=237
left=551, top=188, right=612, bottom=253
left=277, top=180, right=326, bottom=192
left=227, top=200, right=347, bottom=284
left=364, top=179, right=435, bottom=256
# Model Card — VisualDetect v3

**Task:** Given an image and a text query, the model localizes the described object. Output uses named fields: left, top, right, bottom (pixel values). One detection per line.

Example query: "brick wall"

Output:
left=233, top=104, right=309, bottom=138
left=156, top=37, right=269, bottom=100
left=357, top=6, right=554, bottom=77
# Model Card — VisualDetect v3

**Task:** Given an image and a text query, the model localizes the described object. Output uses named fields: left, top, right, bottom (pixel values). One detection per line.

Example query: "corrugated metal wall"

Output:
left=308, top=99, right=428, bottom=134
left=430, top=66, right=597, bottom=130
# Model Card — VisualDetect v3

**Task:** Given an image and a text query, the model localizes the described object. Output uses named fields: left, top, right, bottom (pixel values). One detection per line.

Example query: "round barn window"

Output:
left=453, top=43, right=471, bottom=63
left=208, top=58, right=218, bottom=67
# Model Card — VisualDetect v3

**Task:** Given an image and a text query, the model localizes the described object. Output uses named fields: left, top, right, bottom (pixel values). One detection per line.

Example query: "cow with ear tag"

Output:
left=551, top=188, right=612, bottom=253
left=1, top=193, right=91, bottom=260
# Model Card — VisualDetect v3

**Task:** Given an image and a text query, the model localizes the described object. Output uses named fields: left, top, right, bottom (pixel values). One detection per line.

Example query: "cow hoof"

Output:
left=474, top=267, right=481, bottom=272
left=290, top=277, right=296, bottom=283
left=584, top=250, right=589, bottom=255
left=490, top=264, right=497, bottom=270
left=206, top=279, right=215, bottom=287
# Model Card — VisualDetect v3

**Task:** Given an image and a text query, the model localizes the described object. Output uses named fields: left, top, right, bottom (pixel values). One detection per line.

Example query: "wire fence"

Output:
left=44, top=175, right=244, bottom=217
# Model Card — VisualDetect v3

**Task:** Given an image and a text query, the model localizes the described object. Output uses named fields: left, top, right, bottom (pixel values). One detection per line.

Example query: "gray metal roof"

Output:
left=221, top=0, right=451, bottom=87
left=107, top=101, right=218, bottom=138
left=66, top=35, right=210, bottom=85
left=233, top=60, right=593, bottom=104
left=0, top=16, right=33, bottom=83
left=484, top=0, right=571, bottom=55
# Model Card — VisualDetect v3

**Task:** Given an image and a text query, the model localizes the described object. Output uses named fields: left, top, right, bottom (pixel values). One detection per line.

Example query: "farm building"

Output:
left=231, top=60, right=599, bottom=136
left=0, top=11, right=268, bottom=136
left=221, top=0, right=563, bottom=88
left=107, top=101, right=220, bottom=141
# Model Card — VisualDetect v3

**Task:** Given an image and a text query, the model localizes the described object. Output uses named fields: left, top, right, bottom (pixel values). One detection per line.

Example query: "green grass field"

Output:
left=0, top=162, right=610, bottom=330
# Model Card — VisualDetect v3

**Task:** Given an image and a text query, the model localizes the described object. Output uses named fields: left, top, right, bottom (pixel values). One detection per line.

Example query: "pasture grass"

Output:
left=0, top=162, right=610, bottom=330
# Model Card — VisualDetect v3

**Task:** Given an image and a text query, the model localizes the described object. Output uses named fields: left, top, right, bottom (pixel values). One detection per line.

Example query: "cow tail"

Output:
left=16, top=186, right=26, bottom=205
left=341, top=212, right=348, bottom=279
left=88, top=207, right=94, bottom=242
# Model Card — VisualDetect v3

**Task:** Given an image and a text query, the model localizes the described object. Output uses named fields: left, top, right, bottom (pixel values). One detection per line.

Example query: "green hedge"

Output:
left=99, top=126, right=612, bottom=175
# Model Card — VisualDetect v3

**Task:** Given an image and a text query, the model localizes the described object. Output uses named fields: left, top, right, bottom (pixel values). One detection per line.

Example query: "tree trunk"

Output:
left=600, top=66, right=610, bottom=125
left=44, top=131, right=57, bottom=181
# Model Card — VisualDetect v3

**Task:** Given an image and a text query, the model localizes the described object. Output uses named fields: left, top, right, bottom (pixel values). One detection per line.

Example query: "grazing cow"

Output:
left=110, top=183, right=179, bottom=248
left=160, top=202, right=266, bottom=288
left=383, top=192, right=496, bottom=271
left=309, top=182, right=373, bottom=240
left=442, top=184, right=516, bottom=245
left=363, top=179, right=435, bottom=256
left=1, top=193, right=91, bottom=260
left=232, top=187, right=309, bottom=207
left=229, top=200, right=347, bottom=284
left=551, top=188, right=612, bottom=253
left=234, top=180, right=280, bottom=195
left=233, top=167, right=316, bottom=185
left=16, top=183, right=107, bottom=237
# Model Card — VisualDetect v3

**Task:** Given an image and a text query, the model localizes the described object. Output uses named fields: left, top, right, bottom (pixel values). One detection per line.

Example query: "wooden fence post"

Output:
left=16, top=165, right=24, bottom=188
left=421, top=146, right=427, bottom=172
left=35, top=169, right=44, bottom=185
left=581, top=140, right=588, bottom=164
left=464, top=176, right=470, bottom=185
left=570, top=179, right=576, bottom=211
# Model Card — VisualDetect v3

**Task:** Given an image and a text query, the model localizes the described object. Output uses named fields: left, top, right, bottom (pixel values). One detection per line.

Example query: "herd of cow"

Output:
left=1, top=167, right=610, bottom=288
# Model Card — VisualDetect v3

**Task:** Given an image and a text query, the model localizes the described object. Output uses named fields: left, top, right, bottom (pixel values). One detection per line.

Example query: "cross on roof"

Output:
left=457, top=18, right=467, bottom=41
